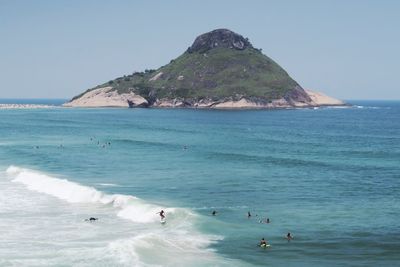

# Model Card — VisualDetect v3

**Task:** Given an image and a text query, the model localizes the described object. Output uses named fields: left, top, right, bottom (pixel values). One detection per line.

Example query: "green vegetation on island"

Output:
left=70, top=29, right=313, bottom=106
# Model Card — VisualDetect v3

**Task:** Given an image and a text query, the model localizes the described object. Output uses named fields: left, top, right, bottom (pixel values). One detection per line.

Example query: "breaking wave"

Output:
left=5, top=166, right=234, bottom=266
left=7, top=165, right=167, bottom=223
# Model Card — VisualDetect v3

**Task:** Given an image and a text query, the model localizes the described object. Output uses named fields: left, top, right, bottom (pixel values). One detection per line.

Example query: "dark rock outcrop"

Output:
left=188, top=29, right=253, bottom=53
left=284, top=86, right=312, bottom=105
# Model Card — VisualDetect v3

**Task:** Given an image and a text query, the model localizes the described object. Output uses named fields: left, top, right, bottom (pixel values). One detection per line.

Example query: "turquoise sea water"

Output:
left=0, top=101, right=399, bottom=266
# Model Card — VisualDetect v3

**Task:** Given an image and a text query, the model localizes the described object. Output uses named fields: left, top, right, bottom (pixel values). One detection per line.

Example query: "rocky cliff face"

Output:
left=188, top=28, right=253, bottom=53
left=65, top=29, right=345, bottom=109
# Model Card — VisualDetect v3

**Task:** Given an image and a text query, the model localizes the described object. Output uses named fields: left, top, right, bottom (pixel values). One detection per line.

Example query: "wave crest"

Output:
left=7, top=166, right=168, bottom=223
left=4, top=166, right=233, bottom=266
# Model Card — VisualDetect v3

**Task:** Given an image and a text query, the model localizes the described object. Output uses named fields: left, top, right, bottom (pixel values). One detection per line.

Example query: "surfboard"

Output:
left=260, top=244, right=270, bottom=248
left=160, top=219, right=166, bottom=224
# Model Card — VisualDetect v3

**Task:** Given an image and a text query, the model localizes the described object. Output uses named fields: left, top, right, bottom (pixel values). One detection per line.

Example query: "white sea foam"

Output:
left=96, top=182, right=120, bottom=187
left=4, top=166, right=234, bottom=266
left=320, top=105, right=390, bottom=110
left=324, top=105, right=351, bottom=109
left=0, top=104, right=57, bottom=109
left=109, top=232, right=225, bottom=267
left=9, top=166, right=104, bottom=203
left=7, top=165, right=168, bottom=223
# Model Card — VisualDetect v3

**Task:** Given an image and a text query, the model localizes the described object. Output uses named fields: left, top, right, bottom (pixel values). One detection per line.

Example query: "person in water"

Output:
left=259, top=238, right=268, bottom=246
left=157, top=210, right=165, bottom=219
left=266, top=218, right=270, bottom=223
left=286, top=232, right=293, bottom=241
left=247, top=211, right=251, bottom=218
left=85, top=217, right=98, bottom=222
left=212, top=210, right=217, bottom=216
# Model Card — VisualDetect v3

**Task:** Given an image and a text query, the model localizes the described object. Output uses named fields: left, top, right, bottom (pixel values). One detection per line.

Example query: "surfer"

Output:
left=85, top=217, right=98, bottom=222
left=286, top=232, right=293, bottom=241
left=157, top=210, right=165, bottom=219
left=259, top=238, right=268, bottom=247
left=212, top=210, right=217, bottom=216
left=247, top=211, right=251, bottom=218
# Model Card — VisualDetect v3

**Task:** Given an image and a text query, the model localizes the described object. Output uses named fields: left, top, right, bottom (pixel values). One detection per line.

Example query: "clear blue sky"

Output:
left=1, top=0, right=399, bottom=100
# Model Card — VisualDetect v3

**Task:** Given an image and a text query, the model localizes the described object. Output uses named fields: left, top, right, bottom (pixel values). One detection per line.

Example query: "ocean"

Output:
left=0, top=100, right=399, bottom=266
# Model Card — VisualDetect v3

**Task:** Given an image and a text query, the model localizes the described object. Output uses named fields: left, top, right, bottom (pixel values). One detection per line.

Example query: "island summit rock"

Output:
left=188, top=28, right=253, bottom=53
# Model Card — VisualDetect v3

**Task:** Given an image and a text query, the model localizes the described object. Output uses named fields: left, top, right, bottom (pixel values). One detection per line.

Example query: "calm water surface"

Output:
left=0, top=101, right=399, bottom=266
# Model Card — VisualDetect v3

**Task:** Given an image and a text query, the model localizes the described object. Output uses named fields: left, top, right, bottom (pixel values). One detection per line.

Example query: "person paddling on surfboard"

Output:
left=259, top=238, right=268, bottom=247
left=157, top=210, right=165, bottom=220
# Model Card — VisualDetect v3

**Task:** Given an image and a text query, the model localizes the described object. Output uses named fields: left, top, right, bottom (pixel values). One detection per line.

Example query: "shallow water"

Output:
left=0, top=101, right=399, bottom=266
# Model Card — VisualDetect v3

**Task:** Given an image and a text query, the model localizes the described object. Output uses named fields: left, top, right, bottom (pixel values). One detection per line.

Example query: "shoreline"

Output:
left=0, top=103, right=351, bottom=110
left=61, top=102, right=350, bottom=110
left=62, top=87, right=347, bottom=109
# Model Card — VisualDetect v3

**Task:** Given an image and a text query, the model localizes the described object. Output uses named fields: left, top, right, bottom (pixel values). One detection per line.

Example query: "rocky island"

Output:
left=64, top=29, right=345, bottom=109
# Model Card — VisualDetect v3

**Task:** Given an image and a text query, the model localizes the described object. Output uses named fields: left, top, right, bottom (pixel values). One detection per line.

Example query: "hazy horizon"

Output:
left=1, top=0, right=399, bottom=100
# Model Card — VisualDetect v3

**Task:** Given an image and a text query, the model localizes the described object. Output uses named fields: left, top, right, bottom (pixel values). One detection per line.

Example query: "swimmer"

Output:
left=286, top=232, right=293, bottom=241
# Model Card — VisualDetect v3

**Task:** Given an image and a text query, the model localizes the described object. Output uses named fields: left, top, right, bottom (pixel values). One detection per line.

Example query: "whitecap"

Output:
left=7, top=166, right=171, bottom=223
left=95, top=183, right=121, bottom=187
left=4, top=165, right=238, bottom=266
